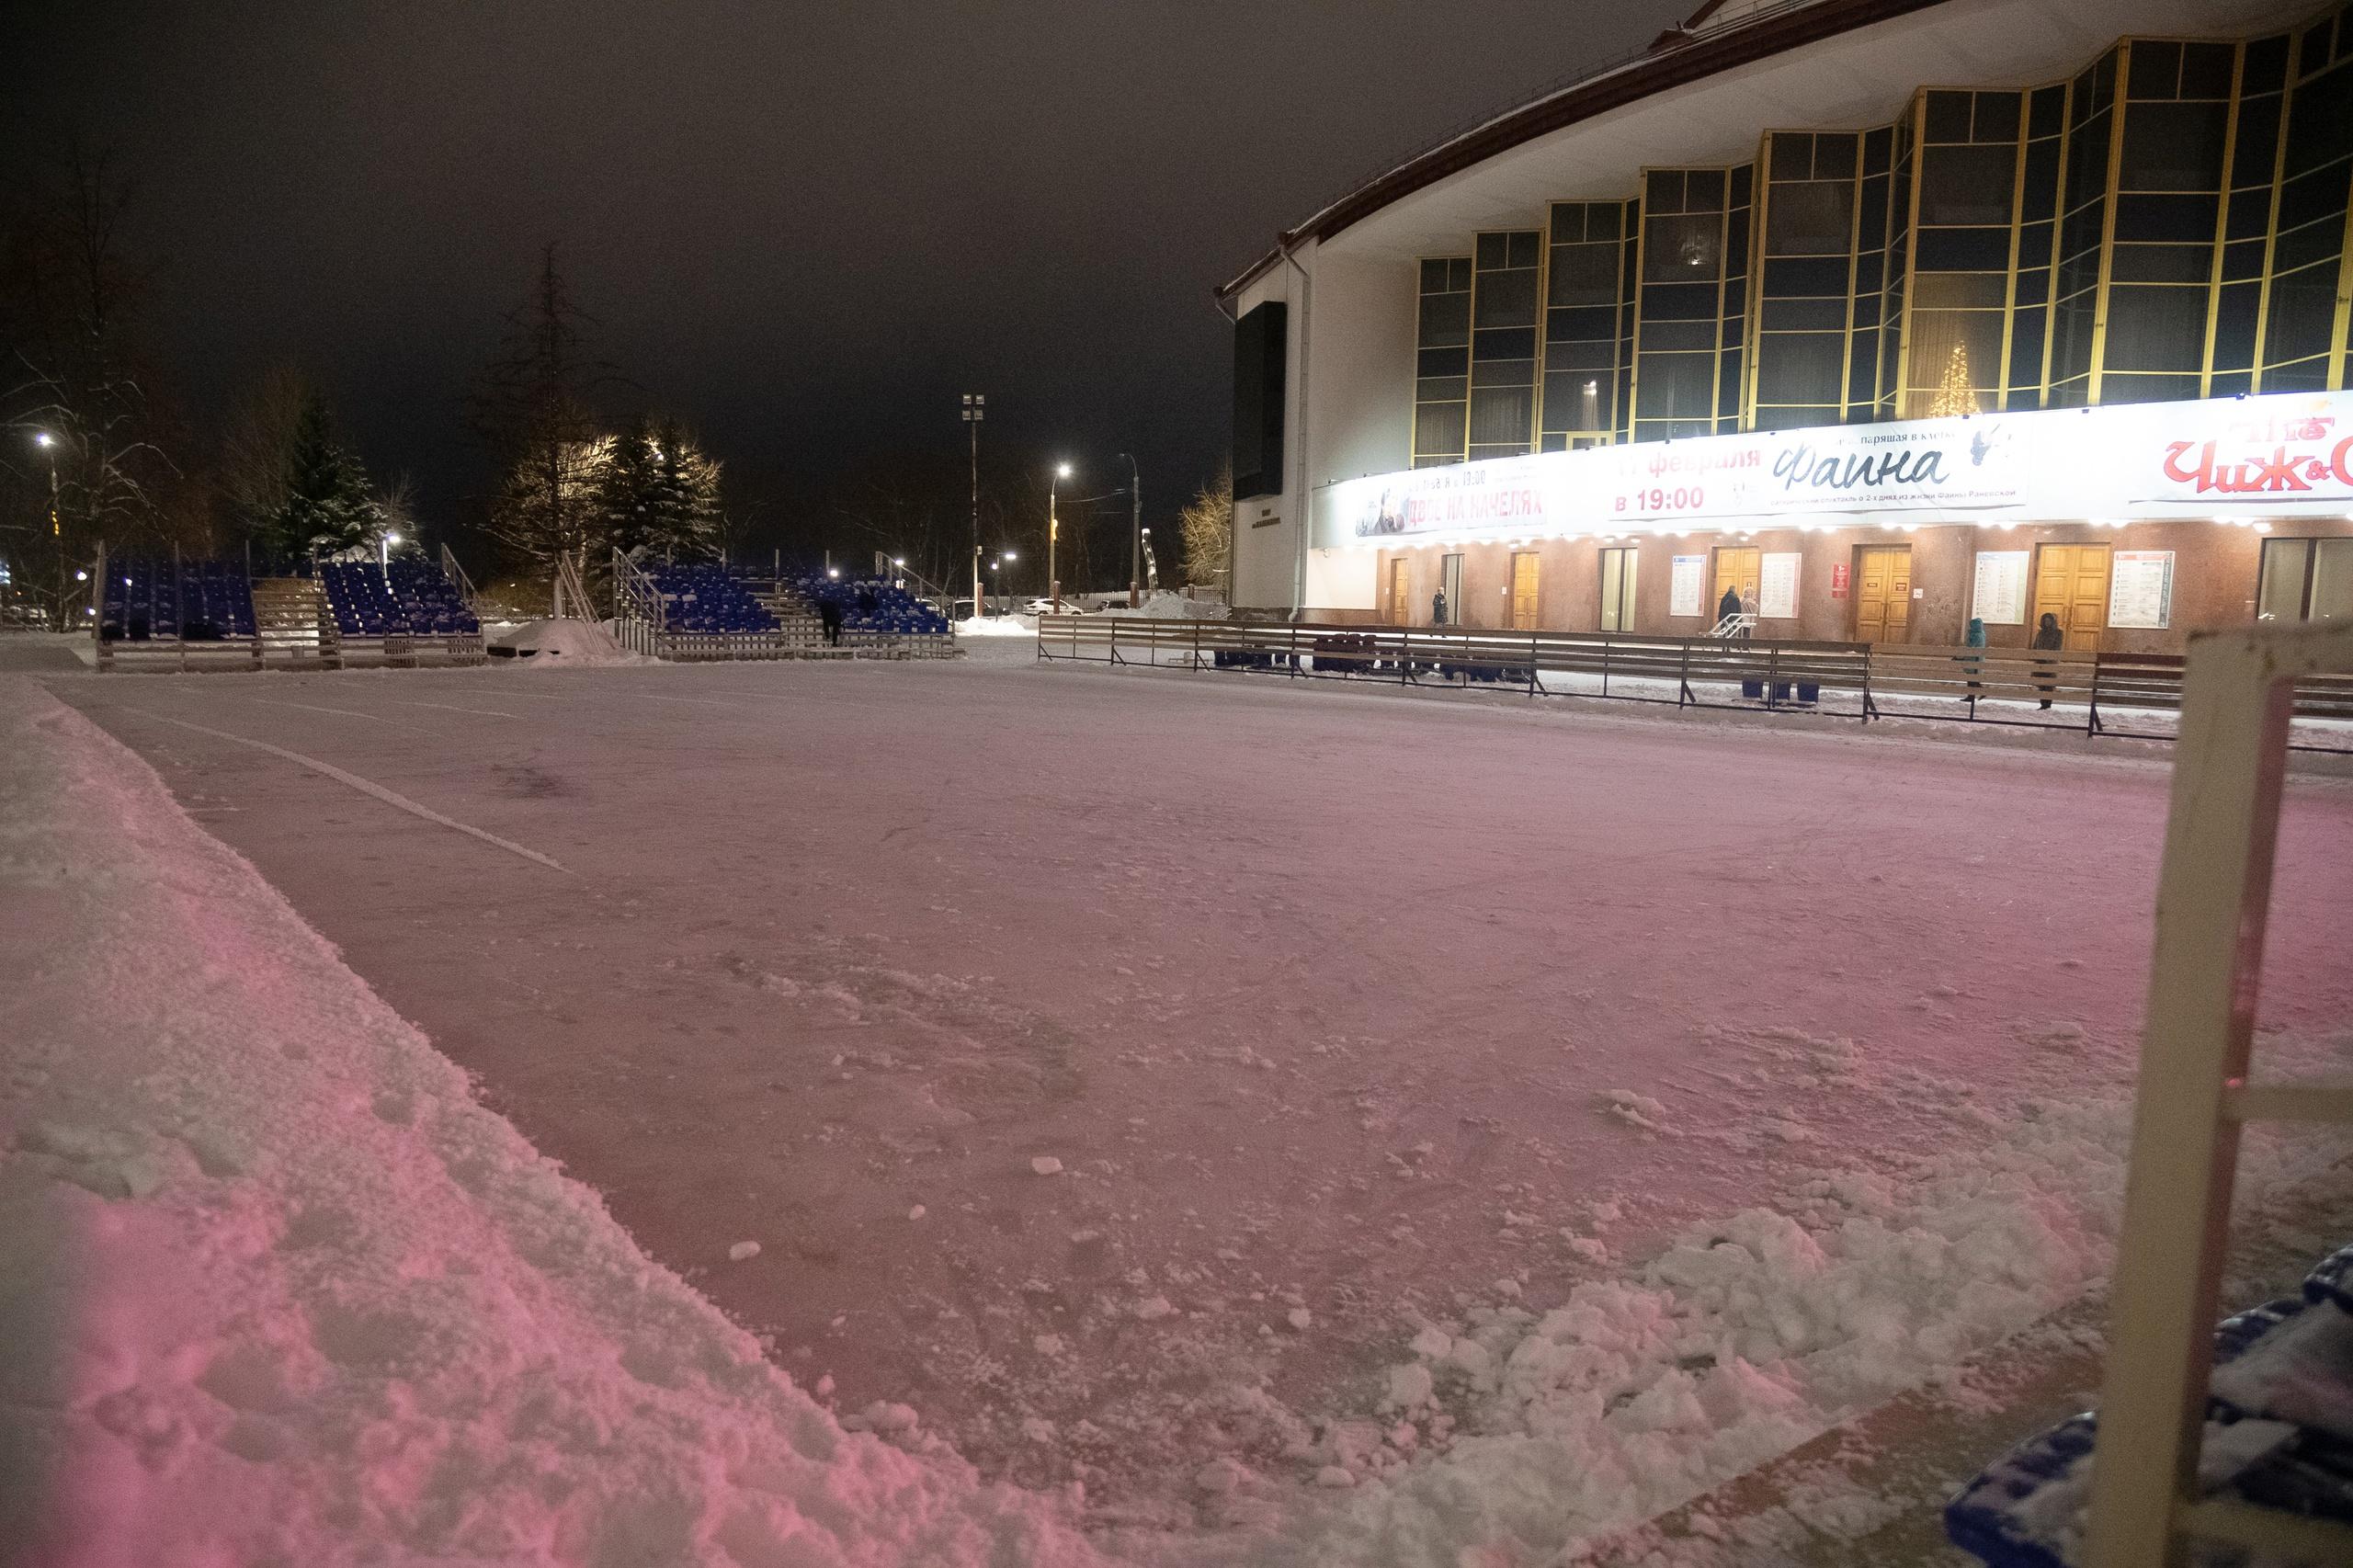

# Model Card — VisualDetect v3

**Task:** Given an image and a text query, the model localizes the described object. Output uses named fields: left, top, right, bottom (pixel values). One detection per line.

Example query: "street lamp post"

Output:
left=961, top=394, right=984, bottom=619
left=1118, top=452, right=1141, bottom=608
left=381, top=530, right=402, bottom=574
left=1047, top=462, right=1073, bottom=612
left=34, top=432, right=61, bottom=628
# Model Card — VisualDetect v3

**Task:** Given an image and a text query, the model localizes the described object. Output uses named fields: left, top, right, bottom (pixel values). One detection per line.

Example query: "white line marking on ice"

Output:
left=633, top=693, right=753, bottom=710
left=131, top=711, right=572, bottom=874
left=397, top=699, right=525, bottom=720
left=248, top=697, right=414, bottom=725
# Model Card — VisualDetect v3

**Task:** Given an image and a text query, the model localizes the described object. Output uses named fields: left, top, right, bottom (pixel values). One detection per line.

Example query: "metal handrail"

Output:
left=438, top=543, right=481, bottom=612
left=609, top=550, right=665, bottom=655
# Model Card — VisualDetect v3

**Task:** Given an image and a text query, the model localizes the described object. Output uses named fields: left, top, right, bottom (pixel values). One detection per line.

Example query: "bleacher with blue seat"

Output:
left=790, top=572, right=951, bottom=636
left=647, top=562, right=779, bottom=633
left=99, top=558, right=256, bottom=642
left=320, top=559, right=480, bottom=637
left=1946, top=1238, right=2353, bottom=1566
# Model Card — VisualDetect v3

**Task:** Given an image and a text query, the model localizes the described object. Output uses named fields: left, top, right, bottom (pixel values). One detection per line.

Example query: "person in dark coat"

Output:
left=1431, top=586, right=1448, bottom=626
left=818, top=597, right=845, bottom=646
left=1960, top=615, right=1987, bottom=699
left=1716, top=585, right=1742, bottom=631
left=856, top=585, right=878, bottom=617
left=2030, top=611, right=2064, bottom=708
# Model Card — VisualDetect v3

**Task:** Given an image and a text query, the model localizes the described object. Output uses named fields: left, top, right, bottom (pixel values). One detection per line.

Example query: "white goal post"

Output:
left=2086, top=618, right=2353, bottom=1568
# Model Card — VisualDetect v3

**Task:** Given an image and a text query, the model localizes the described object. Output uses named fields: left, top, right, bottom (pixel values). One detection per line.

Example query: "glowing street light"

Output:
left=31, top=428, right=63, bottom=618
left=1048, top=462, right=1074, bottom=612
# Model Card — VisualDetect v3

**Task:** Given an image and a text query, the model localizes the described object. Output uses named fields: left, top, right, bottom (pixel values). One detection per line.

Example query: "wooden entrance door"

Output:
left=1712, top=547, right=1761, bottom=620
left=1387, top=558, right=1410, bottom=624
left=1854, top=545, right=1913, bottom=643
left=2033, top=543, right=2110, bottom=651
left=1509, top=552, right=1540, bottom=630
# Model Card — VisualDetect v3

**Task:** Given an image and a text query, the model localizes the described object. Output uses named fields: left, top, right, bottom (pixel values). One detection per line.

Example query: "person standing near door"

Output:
left=1431, top=585, right=1448, bottom=626
left=2030, top=611, right=2064, bottom=709
left=1738, top=586, right=1758, bottom=639
left=1717, top=583, right=1742, bottom=633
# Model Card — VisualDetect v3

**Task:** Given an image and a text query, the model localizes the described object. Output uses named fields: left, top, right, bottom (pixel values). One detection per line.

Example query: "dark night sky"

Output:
left=5, top=0, right=1687, bottom=543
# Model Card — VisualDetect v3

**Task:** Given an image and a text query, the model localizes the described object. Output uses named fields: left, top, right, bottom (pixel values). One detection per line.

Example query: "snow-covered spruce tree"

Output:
left=593, top=415, right=659, bottom=560
left=595, top=416, right=722, bottom=564
left=644, top=416, right=722, bottom=562
left=267, top=390, right=377, bottom=558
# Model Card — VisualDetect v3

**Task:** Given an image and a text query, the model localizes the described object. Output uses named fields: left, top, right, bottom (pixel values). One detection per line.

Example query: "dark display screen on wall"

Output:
left=1233, top=301, right=1287, bottom=500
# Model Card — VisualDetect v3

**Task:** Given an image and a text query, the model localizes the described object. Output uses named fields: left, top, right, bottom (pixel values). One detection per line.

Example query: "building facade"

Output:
left=1220, top=0, right=2353, bottom=651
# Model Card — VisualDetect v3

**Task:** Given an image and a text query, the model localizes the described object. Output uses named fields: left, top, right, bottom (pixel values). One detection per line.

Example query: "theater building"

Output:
left=1218, top=0, right=2353, bottom=652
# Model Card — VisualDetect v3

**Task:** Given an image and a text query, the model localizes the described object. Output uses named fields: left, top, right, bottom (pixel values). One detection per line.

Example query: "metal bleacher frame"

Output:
left=610, top=550, right=958, bottom=663
left=2086, top=618, right=2353, bottom=1567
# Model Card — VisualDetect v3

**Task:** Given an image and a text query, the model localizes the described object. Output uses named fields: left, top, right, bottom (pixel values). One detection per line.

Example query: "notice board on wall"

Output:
left=1972, top=551, right=2029, bottom=625
left=1669, top=555, right=1706, bottom=617
left=2109, top=551, right=2176, bottom=629
left=1758, top=552, right=1802, bottom=619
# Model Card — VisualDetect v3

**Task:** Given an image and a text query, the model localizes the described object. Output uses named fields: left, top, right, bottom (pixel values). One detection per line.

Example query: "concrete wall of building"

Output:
left=1366, top=517, right=2353, bottom=652
left=1304, top=547, right=1376, bottom=611
left=1303, top=253, right=1417, bottom=493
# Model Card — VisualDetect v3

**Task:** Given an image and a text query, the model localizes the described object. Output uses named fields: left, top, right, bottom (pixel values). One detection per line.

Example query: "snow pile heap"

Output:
left=0, top=678, right=1095, bottom=1567
left=488, top=617, right=650, bottom=665
left=1245, top=1064, right=2353, bottom=1564
left=954, top=614, right=1035, bottom=638
left=1133, top=592, right=1224, bottom=621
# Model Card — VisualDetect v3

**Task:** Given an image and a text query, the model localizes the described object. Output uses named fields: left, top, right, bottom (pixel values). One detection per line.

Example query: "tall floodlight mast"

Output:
left=962, top=394, right=984, bottom=618
left=1119, top=452, right=1142, bottom=608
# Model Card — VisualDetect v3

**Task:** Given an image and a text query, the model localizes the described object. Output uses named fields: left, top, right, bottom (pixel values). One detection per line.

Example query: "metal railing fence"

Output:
left=1034, top=616, right=2353, bottom=754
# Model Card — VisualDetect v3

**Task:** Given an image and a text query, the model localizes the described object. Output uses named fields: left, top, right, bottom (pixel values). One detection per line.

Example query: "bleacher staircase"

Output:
left=744, top=580, right=830, bottom=653
left=253, top=577, right=335, bottom=666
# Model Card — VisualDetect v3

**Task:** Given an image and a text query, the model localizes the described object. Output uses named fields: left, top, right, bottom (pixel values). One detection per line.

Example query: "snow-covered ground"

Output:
left=0, top=674, right=1097, bottom=1566
left=7, top=642, right=2352, bottom=1564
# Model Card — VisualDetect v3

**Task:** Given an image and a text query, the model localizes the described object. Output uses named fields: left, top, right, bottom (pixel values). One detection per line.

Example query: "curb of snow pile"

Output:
left=0, top=677, right=1099, bottom=1567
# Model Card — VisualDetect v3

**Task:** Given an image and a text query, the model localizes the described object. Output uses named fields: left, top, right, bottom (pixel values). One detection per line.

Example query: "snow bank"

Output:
left=1131, top=593, right=1225, bottom=621
left=488, top=617, right=652, bottom=665
left=955, top=615, right=1036, bottom=638
left=1223, top=1068, right=2351, bottom=1567
left=0, top=677, right=1096, bottom=1566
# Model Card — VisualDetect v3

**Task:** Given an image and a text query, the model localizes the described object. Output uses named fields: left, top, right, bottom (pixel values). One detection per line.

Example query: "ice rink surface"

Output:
left=38, top=642, right=2353, bottom=1525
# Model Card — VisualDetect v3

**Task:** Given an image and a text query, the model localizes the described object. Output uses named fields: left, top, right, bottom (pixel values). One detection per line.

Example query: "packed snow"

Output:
left=0, top=676, right=1096, bottom=1566
left=955, top=614, right=1037, bottom=638
left=8, top=642, right=2353, bottom=1564
left=486, top=617, right=651, bottom=665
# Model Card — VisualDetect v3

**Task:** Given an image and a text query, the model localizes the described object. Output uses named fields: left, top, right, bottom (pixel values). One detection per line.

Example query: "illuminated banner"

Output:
left=1316, top=390, right=2353, bottom=549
